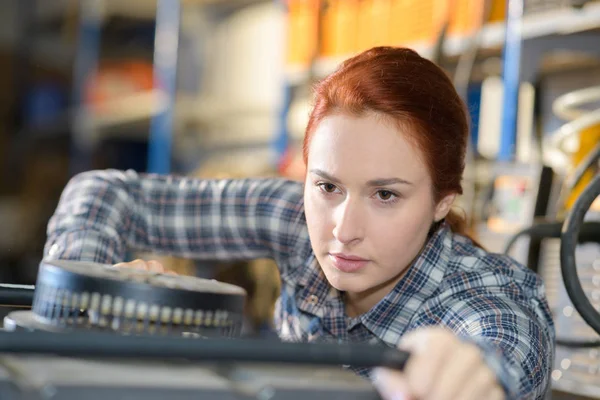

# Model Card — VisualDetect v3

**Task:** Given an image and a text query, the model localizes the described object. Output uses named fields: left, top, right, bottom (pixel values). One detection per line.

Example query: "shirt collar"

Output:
left=296, top=223, right=452, bottom=344
left=361, top=223, right=452, bottom=346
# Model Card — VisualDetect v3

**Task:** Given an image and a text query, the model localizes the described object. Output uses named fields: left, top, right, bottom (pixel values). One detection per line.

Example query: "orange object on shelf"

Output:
left=447, top=0, right=506, bottom=37
left=320, top=0, right=360, bottom=57
left=357, top=0, right=393, bottom=51
left=86, top=60, right=155, bottom=113
left=390, top=0, right=442, bottom=46
left=488, top=0, right=506, bottom=22
left=286, top=0, right=321, bottom=67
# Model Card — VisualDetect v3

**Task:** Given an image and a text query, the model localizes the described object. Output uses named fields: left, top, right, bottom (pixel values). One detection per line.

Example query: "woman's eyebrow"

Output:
left=310, top=169, right=412, bottom=186
left=309, top=169, right=341, bottom=184
left=366, top=177, right=413, bottom=186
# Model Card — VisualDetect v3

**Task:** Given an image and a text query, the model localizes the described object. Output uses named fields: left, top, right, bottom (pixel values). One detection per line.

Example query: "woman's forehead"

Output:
left=307, top=114, right=430, bottom=184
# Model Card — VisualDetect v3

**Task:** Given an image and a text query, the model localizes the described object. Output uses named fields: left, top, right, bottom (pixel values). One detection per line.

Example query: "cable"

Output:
left=0, top=330, right=410, bottom=371
left=0, top=284, right=35, bottom=307
left=561, top=174, right=600, bottom=336
left=503, top=220, right=600, bottom=255
left=556, top=338, right=600, bottom=349
left=501, top=188, right=600, bottom=348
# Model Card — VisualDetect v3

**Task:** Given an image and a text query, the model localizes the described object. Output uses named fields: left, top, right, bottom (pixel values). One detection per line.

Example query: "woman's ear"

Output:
left=434, top=193, right=456, bottom=222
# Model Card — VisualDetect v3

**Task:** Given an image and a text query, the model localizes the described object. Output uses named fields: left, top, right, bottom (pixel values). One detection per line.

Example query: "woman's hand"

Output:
left=373, top=327, right=505, bottom=400
left=113, top=259, right=177, bottom=275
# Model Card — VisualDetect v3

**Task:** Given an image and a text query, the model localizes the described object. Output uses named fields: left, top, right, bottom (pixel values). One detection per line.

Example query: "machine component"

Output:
left=0, top=263, right=409, bottom=400
left=0, top=284, right=34, bottom=307
left=516, top=82, right=600, bottom=398
left=0, top=356, right=381, bottom=400
left=0, top=330, right=410, bottom=370
left=503, top=220, right=600, bottom=256
left=0, top=258, right=411, bottom=399
left=551, top=176, right=600, bottom=397
left=561, top=174, right=600, bottom=335
left=0, top=329, right=408, bottom=399
left=4, top=259, right=246, bottom=338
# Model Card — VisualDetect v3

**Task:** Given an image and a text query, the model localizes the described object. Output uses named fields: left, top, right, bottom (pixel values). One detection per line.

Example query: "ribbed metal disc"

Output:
left=21, top=259, right=247, bottom=337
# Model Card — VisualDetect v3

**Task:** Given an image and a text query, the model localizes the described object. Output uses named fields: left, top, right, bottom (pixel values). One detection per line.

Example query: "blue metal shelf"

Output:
left=499, top=0, right=524, bottom=162
left=147, top=0, right=181, bottom=175
left=69, top=0, right=102, bottom=176
left=68, top=0, right=182, bottom=176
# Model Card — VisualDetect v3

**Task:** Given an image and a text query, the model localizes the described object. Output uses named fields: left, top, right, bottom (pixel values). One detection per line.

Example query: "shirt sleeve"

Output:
left=44, top=169, right=307, bottom=267
left=455, top=289, right=554, bottom=400
left=412, top=271, right=555, bottom=400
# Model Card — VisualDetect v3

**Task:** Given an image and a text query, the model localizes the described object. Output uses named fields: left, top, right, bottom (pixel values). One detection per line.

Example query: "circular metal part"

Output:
left=561, top=175, right=600, bottom=336
left=10, top=259, right=247, bottom=338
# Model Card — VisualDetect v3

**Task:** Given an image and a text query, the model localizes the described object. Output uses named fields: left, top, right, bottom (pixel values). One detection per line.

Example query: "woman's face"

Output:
left=303, top=112, right=454, bottom=312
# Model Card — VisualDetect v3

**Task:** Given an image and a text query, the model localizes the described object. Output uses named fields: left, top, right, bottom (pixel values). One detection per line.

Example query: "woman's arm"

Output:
left=389, top=269, right=555, bottom=400
left=445, top=286, right=554, bottom=399
left=44, top=169, right=307, bottom=266
left=373, top=282, right=554, bottom=400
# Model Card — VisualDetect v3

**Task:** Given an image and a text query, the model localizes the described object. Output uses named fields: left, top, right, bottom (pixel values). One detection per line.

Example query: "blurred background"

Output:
left=0, top=0, right=599, bottom=397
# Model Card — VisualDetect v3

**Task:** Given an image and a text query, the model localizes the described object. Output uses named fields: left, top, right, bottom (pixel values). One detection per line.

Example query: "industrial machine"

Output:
left=0, top=259, right=409, bottom=400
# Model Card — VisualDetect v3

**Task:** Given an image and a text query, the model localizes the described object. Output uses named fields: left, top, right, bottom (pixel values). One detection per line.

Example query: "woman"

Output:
left=44, top=47, right=555, bottom=400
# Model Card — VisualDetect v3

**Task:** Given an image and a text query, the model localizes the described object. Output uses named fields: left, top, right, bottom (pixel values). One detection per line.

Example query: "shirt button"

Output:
left=308, top=294, right=319, bottom=305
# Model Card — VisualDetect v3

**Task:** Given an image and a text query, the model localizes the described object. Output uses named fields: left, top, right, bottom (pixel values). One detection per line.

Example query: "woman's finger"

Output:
left=401, top=328, right=455, bottom=398
left=372, top=367, right=413, bottom=400
left=457, top=359, right=503, bottom=400
left=428, top=342, right=483, bottom=400
left=114, top=259, right=149, bottom=270
left=146, top=260, right=166, bottom=273
left=487, top=386, right=507, bottom=400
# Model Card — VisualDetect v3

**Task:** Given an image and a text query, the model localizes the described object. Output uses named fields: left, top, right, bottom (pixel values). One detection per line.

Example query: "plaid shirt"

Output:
left=45, top=170, right=555, bottom=400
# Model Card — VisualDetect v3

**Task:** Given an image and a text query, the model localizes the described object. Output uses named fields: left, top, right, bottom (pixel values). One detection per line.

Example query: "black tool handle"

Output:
left=0, top=330, right=410, bottom=370
left=0, top=284, right=35, bottom=307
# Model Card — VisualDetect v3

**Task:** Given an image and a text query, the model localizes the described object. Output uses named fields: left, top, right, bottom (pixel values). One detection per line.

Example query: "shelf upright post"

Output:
left=69, top=0, right=103, bottom=176
left=147, top=0, right=181, bottom=175
left=274, top=82, right=293, bottom=168
left=499, top=0, right=524, bottom=162
left=274, top=0, right=292, bottom=169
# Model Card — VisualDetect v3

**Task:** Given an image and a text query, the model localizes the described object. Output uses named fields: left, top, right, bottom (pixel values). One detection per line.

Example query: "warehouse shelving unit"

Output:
left=8, top=1, right=600, bottom=174
left=285, top=1, right=600, bottom=82
left=55, top=0, right=275, bottom=176
left=277, top=2, right=600, bottom=180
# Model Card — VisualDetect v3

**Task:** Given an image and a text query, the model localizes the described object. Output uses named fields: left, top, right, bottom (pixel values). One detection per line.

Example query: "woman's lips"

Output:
left=329, top=253, right=369, bottom=273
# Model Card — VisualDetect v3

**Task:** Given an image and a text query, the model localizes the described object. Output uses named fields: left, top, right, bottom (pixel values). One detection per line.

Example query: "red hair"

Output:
left=303, top=46, right=475, bottom=241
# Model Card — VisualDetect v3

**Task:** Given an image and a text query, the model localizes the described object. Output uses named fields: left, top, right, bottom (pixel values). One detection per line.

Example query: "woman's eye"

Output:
left=377, top=190, right=395, bottom=201
left=320, top=183, right=337, bottom=193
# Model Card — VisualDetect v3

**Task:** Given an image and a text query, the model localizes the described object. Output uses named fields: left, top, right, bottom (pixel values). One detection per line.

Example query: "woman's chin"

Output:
left=321, top=268, right=370, bottom=293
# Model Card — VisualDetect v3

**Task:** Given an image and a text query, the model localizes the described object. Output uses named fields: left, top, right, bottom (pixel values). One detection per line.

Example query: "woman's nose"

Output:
left=332, top=199, right=364, bottom=245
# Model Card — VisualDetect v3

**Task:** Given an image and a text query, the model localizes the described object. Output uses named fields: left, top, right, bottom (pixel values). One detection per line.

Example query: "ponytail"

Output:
left=445, top=208, right=485, bottom=249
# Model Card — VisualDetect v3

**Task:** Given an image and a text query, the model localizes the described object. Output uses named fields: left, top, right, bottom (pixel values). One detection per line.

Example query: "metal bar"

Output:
left=0, top=284, right=35, bottom=307
left=274, top=83, right=293, bottom=168
left=147, top=0, right=181, bottom=174
left=499, top=0, right=524, bottom=162
left=0, top=330, right=411, bottom=370
left=69, top=0, right=103, bottom=176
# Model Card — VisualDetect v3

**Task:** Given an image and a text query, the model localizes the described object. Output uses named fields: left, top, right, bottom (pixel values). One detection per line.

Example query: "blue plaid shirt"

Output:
left=45, top=170, right=555, bottom=400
